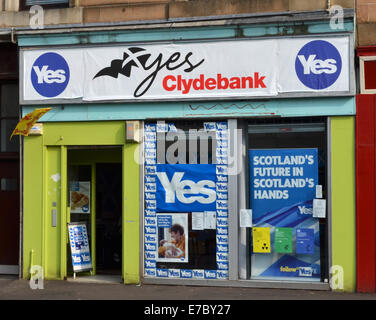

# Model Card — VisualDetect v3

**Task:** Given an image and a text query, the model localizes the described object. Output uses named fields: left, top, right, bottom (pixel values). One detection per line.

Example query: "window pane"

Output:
left=364, top=60, right=376, bottom=90
left=1, top=84, right=18, bottom=118
left=1, top=119, right=19, bottom=152
left=144, top=120, right=229, bottom=279
left=247, top=119, right=328, bottom=282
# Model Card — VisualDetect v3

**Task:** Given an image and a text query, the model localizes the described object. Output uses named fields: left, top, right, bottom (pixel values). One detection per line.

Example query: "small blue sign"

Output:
left=144, top=225, right=156, bottom=234
left=144, top=234, right=157, bottom=243
left=180, top=269, right=193, bottom=279
left=68, top=223, right=92, bottom=272
left=144, top=242, right=157, bottom=251
left=145, top=268, right=156, bottom=277
left=156, top=269, right=168, bottom=278
left=31, top=52, right=70, bottom=98
left=192, top=270, right=205, bottom=279
left=216, top=270, right=228, bottom=279
left=296, top=228, right=315, bottom=254
left=204, top=270, right=217, bottom=279
left=157, top=215, right=172, bottom=228
left=217, top=261, right=229, bottom=270
left=295, top=40, right=342, bottom=90
left=144, top=260, right=157, bottom=269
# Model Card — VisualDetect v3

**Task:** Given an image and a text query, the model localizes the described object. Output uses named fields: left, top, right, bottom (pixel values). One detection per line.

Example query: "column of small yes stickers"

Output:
left=143, top=123, right=158, bottom=278
left=215, top=121, right=229, bottom=280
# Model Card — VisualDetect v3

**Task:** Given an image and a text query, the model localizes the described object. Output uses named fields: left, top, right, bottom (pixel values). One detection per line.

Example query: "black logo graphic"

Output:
left=94, top=47, right=151, bottom=79
left=93, top=47, right=205, bottom=98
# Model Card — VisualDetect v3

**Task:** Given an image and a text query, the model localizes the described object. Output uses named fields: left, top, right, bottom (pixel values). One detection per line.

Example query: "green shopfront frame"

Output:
left=23, top=121, right=140, bottom=283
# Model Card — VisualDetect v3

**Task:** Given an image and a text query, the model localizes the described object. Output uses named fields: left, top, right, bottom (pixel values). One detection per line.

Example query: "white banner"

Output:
left=23, top=50, right=84, bottom=100
left=22, top=36, right=350, bottom=102
left=278, top=37, right=349, bottom=92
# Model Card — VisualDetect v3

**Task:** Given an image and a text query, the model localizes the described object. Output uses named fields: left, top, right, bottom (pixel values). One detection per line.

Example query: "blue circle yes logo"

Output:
left=295, top=40, right=342, bottom=90
left=31, top=52, right=70, bottom=98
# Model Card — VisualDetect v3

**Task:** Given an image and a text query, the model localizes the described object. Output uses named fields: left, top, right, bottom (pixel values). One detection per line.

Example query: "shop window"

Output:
left=246, top=118, right=328, bottom=282
left=0, top=83, right=19, bottom=154
left=0, top=44, right=18, bottom=80
left=144, top=120, right=229, bottom=280
left=20, top=0, right=69, bottom=10
left=360, top=56, right=376, bottom=94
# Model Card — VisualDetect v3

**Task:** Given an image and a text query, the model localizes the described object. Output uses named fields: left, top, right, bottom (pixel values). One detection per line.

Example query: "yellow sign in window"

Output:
left=252, top=227, right=271, bottom=253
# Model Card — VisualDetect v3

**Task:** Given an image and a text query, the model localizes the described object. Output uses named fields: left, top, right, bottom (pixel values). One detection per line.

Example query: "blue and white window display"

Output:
left=144, top=121, right=229, bottom=280
left=249, top=148, right=321, bottom=281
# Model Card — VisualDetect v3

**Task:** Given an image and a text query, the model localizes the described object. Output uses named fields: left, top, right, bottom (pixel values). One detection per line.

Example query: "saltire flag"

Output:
left=10, top=107, right=51, bottom=140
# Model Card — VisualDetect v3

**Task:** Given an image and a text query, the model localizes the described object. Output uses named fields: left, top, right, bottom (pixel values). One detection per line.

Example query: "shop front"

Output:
left=142, top=115, right=354, bottom=290
left=19, top=18, right=356, bottom=290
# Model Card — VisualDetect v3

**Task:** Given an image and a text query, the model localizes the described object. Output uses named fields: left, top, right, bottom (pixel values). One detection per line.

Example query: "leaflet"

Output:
left=296, top=228, right=314, bottom=254
left=252, top=227, right=271, bottom=253
left=192, top=212, right=204, bottom=230
left=274, top=227, right=293, bottom=254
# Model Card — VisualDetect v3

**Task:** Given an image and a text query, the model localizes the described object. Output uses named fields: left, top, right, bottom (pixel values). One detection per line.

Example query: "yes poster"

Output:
left=250, top=148, right=318, bottom=219
left=155, top=164, right=216, bottom=212
left=249, top=148, right=321, bottom=281
left=68, top=223, right=92, bottom=272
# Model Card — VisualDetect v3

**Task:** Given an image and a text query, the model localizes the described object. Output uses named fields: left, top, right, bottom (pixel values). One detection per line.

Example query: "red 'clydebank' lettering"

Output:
left=163, top=73, right=266, bottom=94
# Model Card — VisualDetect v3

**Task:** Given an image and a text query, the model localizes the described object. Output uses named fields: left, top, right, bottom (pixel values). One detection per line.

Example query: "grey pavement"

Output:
left=1, top=276, right=376, bottom=300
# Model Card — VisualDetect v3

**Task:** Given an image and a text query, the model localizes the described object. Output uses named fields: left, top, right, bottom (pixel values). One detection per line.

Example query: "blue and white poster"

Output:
left=296, top=228, right=315, bottom=255
left=68, top=223, right=92, bottom=272
left=156, top=164, right=217, bottom=212
left=249, top=148, right=320, bottom=281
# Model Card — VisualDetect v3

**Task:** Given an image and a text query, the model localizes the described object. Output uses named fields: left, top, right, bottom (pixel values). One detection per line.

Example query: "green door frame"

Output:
left=23, top=121, right=140, bottom=284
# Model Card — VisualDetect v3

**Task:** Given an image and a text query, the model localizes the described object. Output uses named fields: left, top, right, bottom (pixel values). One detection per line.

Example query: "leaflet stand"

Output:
left=68, top=222, right=93, bottom=279
left=73, top=270, right=93, bottom=280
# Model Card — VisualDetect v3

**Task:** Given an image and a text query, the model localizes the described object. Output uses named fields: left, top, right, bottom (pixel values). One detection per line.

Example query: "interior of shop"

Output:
left=67, top=147, right=122, bottom=278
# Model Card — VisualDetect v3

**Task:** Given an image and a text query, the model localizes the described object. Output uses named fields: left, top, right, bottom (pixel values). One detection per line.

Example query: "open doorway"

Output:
left=67, top=147, right=122, bottom=279
left=95, top=163, right=122, bottom=275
